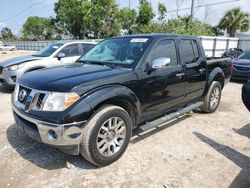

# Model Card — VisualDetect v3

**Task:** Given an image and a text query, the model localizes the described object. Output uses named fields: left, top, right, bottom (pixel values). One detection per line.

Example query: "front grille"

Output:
left=15, top=84, right=48, bottom=111
left=18, top=85, right=32, bottom=105
left=0, top=66, right=3, bottom=74
left=36, top=93, right=45, bottom=109
left=234, top=66, right=250, bottom=72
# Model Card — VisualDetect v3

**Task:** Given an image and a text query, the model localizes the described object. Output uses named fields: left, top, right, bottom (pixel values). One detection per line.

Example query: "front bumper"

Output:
left=12, top=103, right=87, bottom=155
left=0, top=68, right=20, bottom=86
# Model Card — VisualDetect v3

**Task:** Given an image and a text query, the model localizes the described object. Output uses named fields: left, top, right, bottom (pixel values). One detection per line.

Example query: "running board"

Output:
left=139, top=101, right=204, bottom=132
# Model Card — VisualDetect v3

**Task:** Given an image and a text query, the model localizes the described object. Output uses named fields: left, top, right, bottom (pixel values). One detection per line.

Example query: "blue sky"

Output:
left=0, top=0, right=250, bottom=35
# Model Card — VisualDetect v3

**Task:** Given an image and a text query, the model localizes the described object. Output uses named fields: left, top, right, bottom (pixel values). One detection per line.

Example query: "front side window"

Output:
left=33, top=43, right=63, bottom=57
left=79, top=37, right=150, bottom=68
left=60, top=44, right=81, bottom=57
left=150, top=39, right=178, bottom=66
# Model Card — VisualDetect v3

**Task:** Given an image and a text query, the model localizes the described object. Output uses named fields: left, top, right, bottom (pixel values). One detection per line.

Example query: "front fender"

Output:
left=82, top=85, right=141, bottom=116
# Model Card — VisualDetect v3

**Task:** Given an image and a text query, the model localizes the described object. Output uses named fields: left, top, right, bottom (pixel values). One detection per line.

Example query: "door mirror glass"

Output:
left=57, top=52, right=65, bottom=60
left=152, top=57, right=171, bottom=70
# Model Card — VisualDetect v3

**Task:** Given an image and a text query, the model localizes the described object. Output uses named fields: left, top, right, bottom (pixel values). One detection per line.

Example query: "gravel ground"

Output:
left=0, top=51, right=249, bottom=188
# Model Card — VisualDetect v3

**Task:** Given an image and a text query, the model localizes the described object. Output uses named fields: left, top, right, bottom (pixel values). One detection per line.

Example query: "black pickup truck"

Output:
left=11, top=34, right=231, bottom=166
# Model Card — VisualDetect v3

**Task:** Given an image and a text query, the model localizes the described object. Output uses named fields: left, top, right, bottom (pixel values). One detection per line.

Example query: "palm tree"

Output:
left=218, top=8, right=249, bottom=37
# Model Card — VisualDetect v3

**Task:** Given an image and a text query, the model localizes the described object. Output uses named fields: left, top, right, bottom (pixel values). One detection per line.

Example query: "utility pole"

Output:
left=190, top=0, right=195, bottom=21
left=31, top=0, right=34, bottom=16
left=129, top=0, right=131, bottom=9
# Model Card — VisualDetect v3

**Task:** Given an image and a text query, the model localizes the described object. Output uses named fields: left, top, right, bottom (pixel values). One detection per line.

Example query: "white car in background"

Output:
left=0, top=44, right=17, bottom=51
left=0, top=41, right=97, bottom=87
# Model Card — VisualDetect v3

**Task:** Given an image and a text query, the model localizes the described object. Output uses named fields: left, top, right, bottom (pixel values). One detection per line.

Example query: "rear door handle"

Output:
left=176, top=73, right=184, bottom=78
left=199, top=68, right=206, bottom=73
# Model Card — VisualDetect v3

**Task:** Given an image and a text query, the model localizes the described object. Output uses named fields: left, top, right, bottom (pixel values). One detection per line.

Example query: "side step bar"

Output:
left=139, top=101, right=204, bottom=132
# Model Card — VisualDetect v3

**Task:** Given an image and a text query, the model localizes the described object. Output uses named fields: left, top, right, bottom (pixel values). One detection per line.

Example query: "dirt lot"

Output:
left=0, top=51, right=249, bottom=188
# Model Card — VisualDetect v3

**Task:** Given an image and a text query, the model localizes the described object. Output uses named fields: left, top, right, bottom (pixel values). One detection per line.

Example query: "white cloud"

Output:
left=0, top=22, right=7, bottom=28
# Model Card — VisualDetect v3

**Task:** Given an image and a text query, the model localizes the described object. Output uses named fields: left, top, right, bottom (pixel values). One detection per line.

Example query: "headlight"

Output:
left=5, top=63, right=27, bottom=71
left=42, top=92, right=80, bottom=111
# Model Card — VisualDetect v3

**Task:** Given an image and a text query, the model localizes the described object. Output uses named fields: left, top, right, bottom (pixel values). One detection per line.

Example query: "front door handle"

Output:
left=199, top=68, right=206, bottom=73
left=176, top=73, right=184, bottom=78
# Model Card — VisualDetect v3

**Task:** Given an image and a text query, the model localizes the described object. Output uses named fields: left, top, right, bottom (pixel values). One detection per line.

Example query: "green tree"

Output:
left=0, top=27, right=14, bottom=40
left=136, top=0, right=155, bottom=27
left=140, top=16, right=215, bottom=36
left=218, top=7, right=249, bottom=37
left=54, top=0, right=121, bottom=39
left=118, top=8, right=137, bottom=34
left=84, top=0, right=121, bottom=38
left=158, top=3, right=167, bottom=22
left=22, top=16, right=57, bottom=40
left=54, top=0, right=87, bottom=39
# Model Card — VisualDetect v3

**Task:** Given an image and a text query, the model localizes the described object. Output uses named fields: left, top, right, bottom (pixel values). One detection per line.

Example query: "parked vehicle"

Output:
left=0, top=41, right=97, bottom=86
left=242, top=81, right=250, bottom=111
left=0, top=44, right=17, bottom=51
left=222, top=48, right=243, bottom=58
left=231, top=50, right=250, bottom=81
left=11, top=34, right=231, bottom=166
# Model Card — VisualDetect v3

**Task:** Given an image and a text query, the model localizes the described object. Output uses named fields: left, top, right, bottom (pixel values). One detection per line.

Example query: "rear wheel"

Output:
left=80, top=105, right=132, bottom=166
left=201, top=81, right=222, bottom=113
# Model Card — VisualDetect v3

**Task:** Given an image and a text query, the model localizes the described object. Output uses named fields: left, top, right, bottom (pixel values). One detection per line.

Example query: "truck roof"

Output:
left=111, top=33, right=199, bottom=40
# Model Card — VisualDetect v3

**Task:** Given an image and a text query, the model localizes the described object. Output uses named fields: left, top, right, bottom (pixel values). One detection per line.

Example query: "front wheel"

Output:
left=80, top=105, right=132, bottom=166
left=201, top=81, right=222, bottom=113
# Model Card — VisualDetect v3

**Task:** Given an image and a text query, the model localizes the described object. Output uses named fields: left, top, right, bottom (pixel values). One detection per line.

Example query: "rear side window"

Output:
left=81, top=44, right=95, bottom=55
left=60, top=44, right=81, bottom=57
left=151, top=39, right=178, bottom=66
left=181, top=40, right=200, bottom=64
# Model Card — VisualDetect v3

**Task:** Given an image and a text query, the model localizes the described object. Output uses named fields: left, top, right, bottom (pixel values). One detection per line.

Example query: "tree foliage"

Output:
left=54, top=0, right=86, bottom=39
left=218, top=7, right=249, bottom=37
left=22, top=16, right=59, bottom=40
left=140, top=16, right=215, bottom=36
left=83, top=0, right=121, bottom=38
left=158, top=3, right=167, bottom=22
left=18, top=1, right=249, bottom=40
left=0, top=27, right=14, bottom=40
left=136, top=0, right=155, bottom=27
left=118, top=8, right=137, bottom=35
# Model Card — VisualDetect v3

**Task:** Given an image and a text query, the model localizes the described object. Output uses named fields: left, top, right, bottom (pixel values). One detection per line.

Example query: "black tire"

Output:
left=11, top=48, right=15, bottom=51
left=0, top=48, right=2, bottom=51
left=201, top=81, right=222, bottom=113
left=80, top=105, right=132, bottom=166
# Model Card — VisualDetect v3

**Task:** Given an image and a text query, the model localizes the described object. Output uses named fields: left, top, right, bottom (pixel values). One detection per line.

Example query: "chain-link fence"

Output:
left=3, top=39, right=101, bottom=51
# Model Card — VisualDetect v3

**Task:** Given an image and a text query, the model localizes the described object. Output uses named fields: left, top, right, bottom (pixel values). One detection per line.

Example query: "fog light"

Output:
left=11, top=76, right=16, bottom=82
left=48, top=130, right=57, bottom=141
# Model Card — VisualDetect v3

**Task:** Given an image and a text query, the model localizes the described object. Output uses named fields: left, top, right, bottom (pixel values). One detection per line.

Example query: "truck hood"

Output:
left=0, top=55, right=44, bottom=67
left=18, top=63, right=135, bottom=94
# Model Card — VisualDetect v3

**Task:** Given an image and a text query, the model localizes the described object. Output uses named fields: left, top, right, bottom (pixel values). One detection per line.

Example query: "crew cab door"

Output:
left=141, top=39, right=185, bottom=120
left=180, top=39, right=207, bottom=102
left=54, top=44, right=82, bottom=65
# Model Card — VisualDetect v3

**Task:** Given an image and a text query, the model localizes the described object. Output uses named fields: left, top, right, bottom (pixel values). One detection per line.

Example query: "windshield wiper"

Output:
left=76, top=60, right=118, bottom=68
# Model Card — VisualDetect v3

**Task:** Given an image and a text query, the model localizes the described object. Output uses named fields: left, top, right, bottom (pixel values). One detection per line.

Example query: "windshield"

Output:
left=239, top=51, right=250, bottom=60
left=33, top=43, right=63, bottom=57
left=78, top=37, right=150, bottom=68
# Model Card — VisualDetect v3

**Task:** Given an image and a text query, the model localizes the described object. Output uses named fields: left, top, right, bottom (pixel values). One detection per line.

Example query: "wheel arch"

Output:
left=82, top=85, right=141, bottom=128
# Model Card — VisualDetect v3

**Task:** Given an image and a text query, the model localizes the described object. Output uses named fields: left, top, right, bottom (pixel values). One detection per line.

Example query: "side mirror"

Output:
left=151, top=57, right=171, bottom=70
left=57, top=52, right=65, bottom=60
